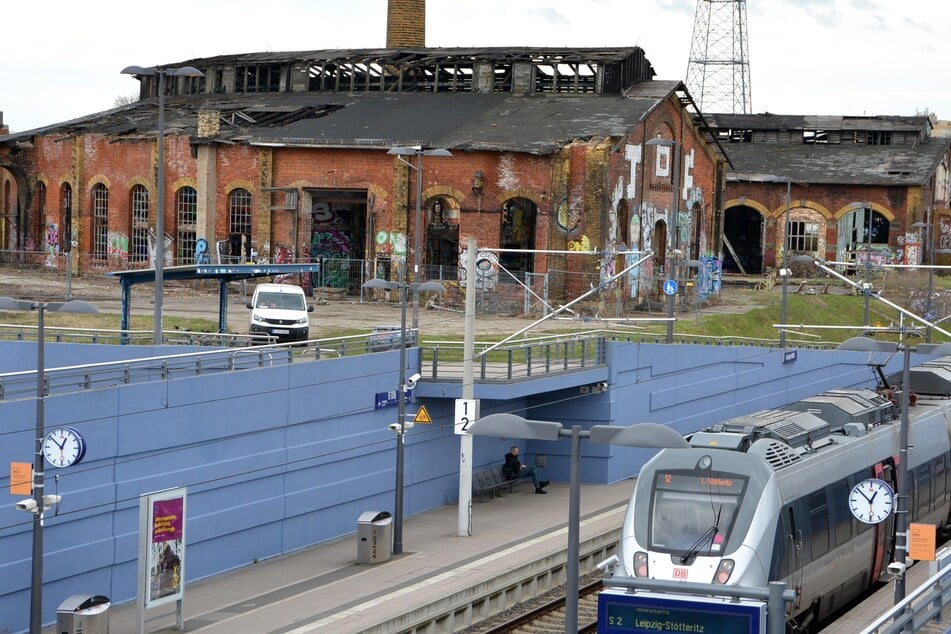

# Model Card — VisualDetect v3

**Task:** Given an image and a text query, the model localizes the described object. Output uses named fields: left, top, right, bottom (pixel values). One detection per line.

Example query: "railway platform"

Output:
left=41, top=475, right=951, bottom=633
left=46, top=479, right=633, bottom=633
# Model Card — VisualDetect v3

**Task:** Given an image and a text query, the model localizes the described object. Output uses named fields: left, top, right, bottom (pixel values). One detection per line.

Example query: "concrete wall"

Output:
left=0, top=340, right=909, bottom=632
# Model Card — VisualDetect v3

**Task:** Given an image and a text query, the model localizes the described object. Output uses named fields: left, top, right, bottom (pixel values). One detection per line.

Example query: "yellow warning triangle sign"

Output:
left=413, top=405, right=433, bottom=424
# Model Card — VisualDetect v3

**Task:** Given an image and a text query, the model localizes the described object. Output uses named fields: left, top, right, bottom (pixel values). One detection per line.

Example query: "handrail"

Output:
left=861, top=553, right=951, bottom=633
left=0, top=332, right=412, bottom=401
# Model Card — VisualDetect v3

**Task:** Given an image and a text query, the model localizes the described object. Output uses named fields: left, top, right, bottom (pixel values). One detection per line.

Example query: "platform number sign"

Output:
left=454, top=399, right=479, bottom=435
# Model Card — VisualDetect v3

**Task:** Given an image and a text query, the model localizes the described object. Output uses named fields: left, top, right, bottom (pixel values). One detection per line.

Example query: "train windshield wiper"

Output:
left=680, top=525, right=718, bottom=563
left=679, top=505, right=722, bottom=564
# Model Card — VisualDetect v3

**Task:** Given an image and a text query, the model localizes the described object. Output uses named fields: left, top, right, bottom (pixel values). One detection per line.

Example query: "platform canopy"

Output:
left=106, top=263, right=320, bottom=335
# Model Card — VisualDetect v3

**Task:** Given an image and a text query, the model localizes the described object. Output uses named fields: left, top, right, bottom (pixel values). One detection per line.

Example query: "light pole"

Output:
left=859, top=202, right=873, bottom=327
left=466, top=413, right=688, bottom=633
left=0, top=297, right=99, bottom=633
left=760, top=176, right=793, bottom=347
left=912, top=217, right=935, bottom=342
left=122, top=65, right=204, bottom=345
left=363, top=270, right=445, bottom=555
left=387, top=146, right=452, bottom=334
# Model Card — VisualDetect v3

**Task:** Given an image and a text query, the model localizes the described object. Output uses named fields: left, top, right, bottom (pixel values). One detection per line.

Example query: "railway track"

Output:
left=481, top=579, right=603, bottom=634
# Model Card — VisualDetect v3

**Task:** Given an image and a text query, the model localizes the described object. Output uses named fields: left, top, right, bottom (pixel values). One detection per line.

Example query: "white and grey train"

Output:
left=612, top=358, right=951, bottom=631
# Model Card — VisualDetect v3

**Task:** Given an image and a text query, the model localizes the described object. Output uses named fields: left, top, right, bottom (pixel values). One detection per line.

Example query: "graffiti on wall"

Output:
left=108, top=231, right=129, bottom=262
left=938, top=214, right=951, bottom=250
left=896, top=231, right=921, bottom=266
left=694, top=256, right=723, bottom=301
left=567, top=235, right=591, bottom=252
left=311, top=203, right=355, bottom=288
left=45, top=222, right=59, bottom=267
left=375, top=230, right=406, bottom=257
left=555, top=197, right=580, bottom=233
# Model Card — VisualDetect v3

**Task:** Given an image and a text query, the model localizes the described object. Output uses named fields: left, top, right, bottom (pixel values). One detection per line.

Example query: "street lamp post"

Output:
left=912, top=217, right=935, bottom=342
left=861, top=202, right=873, bottom=327
left=362, top=271, right=445, bottom=555
left=758, top=175, right=796, bottom=347
left=387, top=146, right=452, bottom=334
left=466, top=413, right=688, bottom=632
left=0, top=297, right=99, bottom=633
left=121, top=65, right=204, bottom=345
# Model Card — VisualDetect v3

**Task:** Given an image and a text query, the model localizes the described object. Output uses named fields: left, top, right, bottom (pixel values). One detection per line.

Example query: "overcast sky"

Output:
left=2, top=0, right=947, bottom=133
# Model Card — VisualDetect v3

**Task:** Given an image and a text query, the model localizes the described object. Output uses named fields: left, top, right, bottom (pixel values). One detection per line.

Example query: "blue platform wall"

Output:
left=0, top=340, right=912, bottom=632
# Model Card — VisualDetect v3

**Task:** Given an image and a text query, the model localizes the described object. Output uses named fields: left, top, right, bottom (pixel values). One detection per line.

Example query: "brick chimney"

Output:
left=387, top=0, right=425, bottom=48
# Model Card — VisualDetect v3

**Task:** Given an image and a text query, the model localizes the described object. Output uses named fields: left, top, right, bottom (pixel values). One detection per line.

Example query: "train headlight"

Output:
left=634, top=551, right=649, bottom=577
left=712, top=559, right=734, bottom=584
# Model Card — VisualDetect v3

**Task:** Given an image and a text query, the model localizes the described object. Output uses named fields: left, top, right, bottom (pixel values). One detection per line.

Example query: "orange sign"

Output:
left=909, top=523, right=937, bottom=561
left=10, top=462, right=32, bottom=495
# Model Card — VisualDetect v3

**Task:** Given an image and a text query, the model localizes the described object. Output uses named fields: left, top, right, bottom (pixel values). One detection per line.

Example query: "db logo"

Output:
left=673, top=568, right=688, bottom=579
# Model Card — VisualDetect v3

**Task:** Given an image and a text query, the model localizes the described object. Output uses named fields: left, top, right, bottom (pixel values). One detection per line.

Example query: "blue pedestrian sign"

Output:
left=663, top=279, right=678, bottom=296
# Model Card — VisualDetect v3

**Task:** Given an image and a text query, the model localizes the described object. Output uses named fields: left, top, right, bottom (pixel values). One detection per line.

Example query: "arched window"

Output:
left=91, top=183, right=109, bottom=260
left=61, top=183, right=73, bottom=252
left=176, top=187, right=197, bottom=264
left=130, top=185, right=149, bottom=263
left=229, top=188, right=253, bottom=261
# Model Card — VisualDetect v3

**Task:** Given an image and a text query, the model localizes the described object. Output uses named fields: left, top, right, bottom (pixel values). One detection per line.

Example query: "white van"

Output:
left=246, top=283, right=313, bottom=343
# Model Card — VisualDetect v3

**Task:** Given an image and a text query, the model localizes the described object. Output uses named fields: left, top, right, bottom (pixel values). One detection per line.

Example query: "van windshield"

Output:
left=256, top=292, right=305, bottom=310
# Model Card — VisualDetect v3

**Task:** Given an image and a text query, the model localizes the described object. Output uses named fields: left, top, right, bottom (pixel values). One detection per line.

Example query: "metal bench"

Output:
left=471, top=465, right=529, bottom=501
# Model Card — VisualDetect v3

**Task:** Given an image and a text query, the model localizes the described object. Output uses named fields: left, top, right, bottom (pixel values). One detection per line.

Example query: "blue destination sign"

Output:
left=598, top=590, right=765, bottom=634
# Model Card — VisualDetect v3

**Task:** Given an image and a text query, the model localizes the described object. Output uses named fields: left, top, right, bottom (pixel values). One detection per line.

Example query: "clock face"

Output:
left=43, top=427, right=86, bottom=468
left=849, top=478, right=894, bottom=524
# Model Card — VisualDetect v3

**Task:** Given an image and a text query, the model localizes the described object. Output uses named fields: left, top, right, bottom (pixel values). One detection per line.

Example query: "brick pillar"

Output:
left=196, top=110, right=219, bottom=261
left=386, top=0, right=425, bottom=47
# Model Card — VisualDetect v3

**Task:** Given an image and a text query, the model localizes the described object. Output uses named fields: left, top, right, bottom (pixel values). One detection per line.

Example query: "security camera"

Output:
left=887, top=561, right=906, bottom=576
left=43, top=494, right=62, bottom=509
left=405, top=373, right=422, bottom=390
left=387, top=422, right=415, bottom=433
left=596, top=554, right=619, bottom=575
left=15, top=498, right=38, bottom=513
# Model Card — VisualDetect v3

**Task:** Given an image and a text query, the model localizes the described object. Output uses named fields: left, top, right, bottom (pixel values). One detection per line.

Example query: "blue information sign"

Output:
left=598, top=590, right=765, bottom=634
left=374, top=390, right=412, bottom=409
left=663, top=280, right=678, bottom=296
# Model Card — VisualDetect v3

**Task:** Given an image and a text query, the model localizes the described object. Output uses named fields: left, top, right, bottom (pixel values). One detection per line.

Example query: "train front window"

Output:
left=650, top=471, right=747, bottom=555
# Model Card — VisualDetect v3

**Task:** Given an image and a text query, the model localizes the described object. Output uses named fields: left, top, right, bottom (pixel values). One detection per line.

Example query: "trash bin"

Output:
left=57, top=594, right=110, bottom=634
left=357, top=510, right=393, bottom=564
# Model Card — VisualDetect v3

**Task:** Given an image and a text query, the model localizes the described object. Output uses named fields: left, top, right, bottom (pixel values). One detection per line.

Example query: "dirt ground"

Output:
left=1, top=266, right=715, bottom=338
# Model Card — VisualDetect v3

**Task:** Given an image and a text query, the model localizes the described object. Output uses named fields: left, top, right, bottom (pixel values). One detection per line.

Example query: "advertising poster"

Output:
left=139, top=487, right=187, bottom=609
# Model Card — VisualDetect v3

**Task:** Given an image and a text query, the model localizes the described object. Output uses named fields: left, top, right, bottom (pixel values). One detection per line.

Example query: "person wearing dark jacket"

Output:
left=502, top=446, right=549, bottom=494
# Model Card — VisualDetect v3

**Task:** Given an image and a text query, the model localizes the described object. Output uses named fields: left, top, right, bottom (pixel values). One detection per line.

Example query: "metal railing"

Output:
left=0, top=332, right=414, bottom=402
left=862, top=551, right=951, bottom=633
left=422, top=332, right=608, bottom=381
left=0, top=324, right=264, bottom=346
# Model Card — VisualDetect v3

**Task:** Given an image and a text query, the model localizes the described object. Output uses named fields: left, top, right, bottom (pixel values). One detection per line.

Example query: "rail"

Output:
left=421, top=332, right=607, bottom=381
left=420, top=330, right=840, bottom=381
left=0, top=332, right=414, bottom=401
left=0, top=324, right=264, bottom=346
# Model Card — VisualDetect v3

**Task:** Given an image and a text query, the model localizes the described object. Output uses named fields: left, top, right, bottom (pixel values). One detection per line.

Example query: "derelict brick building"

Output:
left=0, top=45, right=728, bottom=306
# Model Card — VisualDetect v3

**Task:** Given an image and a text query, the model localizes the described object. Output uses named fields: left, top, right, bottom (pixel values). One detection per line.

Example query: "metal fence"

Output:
left=0, top=250, right=715, bottom=319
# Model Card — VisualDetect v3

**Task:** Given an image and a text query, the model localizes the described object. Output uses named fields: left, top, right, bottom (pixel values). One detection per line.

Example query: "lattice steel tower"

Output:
left=685, top=0, right=752, bottom=114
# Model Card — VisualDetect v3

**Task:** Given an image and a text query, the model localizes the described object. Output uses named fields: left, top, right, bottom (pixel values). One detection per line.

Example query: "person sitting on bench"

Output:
left=502, top=446, right=549, bottom=494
